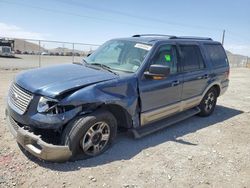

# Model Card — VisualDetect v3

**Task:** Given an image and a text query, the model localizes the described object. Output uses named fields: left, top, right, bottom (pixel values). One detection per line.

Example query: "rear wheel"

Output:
left=198, top=88, right=217, bottom=117
left=62, top=110, right=117, bottom=160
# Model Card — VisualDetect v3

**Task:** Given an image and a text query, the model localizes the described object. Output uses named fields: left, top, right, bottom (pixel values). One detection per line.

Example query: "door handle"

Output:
left=197, top=74, right=209, bottom=79
left=203, top=74, right=209, bottom=79
left=172, top=80, right=180, bottom=87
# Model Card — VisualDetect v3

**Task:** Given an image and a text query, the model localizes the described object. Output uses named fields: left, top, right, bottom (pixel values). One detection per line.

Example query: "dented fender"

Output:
left=60, top=75, right=140, bottom=127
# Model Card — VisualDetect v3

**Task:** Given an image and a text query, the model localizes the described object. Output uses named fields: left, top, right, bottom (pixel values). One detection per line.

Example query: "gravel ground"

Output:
left=0, top=68, right=250, bottom=188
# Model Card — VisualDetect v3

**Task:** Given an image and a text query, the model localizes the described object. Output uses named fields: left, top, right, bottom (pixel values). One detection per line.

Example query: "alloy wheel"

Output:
left=204, top=92, right=215, bottom=112
left=81, top=121, right=110, bottom=156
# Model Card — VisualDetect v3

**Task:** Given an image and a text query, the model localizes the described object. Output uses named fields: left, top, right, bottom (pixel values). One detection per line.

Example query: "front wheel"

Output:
left=62, top=110, right=117, bottom=160
left=198, top=88, right=218, bottom=117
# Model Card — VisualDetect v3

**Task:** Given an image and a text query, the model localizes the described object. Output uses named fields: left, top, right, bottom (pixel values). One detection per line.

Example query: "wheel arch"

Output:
left=69, top=103, right=134, bottom=130
left=212, top=84, right=221, bottom=97
left=99, top=104, right=133, bottom=129
left=202, top=82, right=222, bottom=99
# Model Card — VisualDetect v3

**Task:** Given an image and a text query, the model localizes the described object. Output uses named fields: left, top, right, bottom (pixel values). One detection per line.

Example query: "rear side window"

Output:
left=204, top=44, right=228, bottom=67
left=179, top=45, right=205, bottom=71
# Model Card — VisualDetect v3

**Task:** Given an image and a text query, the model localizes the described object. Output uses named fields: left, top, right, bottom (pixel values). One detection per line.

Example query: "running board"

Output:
left=131, top=107, right=201, bottom=139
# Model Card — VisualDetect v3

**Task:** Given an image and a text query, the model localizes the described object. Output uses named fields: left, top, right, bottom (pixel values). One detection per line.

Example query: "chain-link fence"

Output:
left=0, top=37, right=249, bottom=70
left=227, top=53, right=249, bottom=68
left=0, top=37, right=100, bottom=70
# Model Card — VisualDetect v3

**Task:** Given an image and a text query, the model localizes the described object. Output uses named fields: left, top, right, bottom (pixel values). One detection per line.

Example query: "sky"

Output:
left=0, top=0, right=250, bottom=56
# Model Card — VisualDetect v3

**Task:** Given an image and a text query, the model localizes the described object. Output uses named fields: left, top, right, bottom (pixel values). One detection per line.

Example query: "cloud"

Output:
left=0, top=22, right=49, bottom=40
left=225, top=44, right=250, bottom=57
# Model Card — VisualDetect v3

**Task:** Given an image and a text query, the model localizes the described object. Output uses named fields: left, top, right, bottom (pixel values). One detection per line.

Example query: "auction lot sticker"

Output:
left=134, top=43, right=152, bottom=51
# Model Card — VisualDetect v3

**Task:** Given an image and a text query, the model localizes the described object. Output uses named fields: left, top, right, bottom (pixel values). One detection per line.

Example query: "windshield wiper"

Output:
left=81, top=58, right=88, bottom=65
left=73, top=62, right=83, bottom=66
left=90, top=63, right=119, bottom=75
left=73, top=58, right=88, bottom=66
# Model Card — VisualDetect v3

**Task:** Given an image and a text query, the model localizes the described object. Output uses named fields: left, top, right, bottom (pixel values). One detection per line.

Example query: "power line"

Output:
left=55, top=0, right=223, bottom=32
left=0, top=36, right=100, bottom=46
left=226, top=31, right=250, bottom=43
left=0, top=0, right=222, bottom=33
left=0, top=1, right=122, bottom=24
left=4, top=0, right=248, bottom=46
left=0, top=0, right=181, bottom=33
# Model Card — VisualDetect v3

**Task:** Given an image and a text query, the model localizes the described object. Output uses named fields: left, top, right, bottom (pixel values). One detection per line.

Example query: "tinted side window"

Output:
left=179, top=45, right=205, bottom=71
left=152, top=45, right=178, bottom=74
left=204, top=44, right=228, bottom=67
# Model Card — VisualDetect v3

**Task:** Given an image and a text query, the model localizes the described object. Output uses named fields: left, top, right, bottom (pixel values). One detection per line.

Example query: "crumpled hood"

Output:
left=15, top=64, right=117, bottom=98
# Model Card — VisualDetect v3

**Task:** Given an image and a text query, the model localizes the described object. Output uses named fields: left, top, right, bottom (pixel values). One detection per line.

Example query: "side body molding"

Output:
left=140, top=81, right=223, bottom=126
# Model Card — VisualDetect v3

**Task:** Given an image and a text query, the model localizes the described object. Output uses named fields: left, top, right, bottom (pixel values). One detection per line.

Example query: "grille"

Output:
left=3, top=47, right=11, bottom=53
left=9, top=83, right=33, bottom=114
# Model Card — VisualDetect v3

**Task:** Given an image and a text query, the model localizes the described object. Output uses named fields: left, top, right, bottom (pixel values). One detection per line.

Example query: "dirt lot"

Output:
left=0, top=68, right=250, bottom=188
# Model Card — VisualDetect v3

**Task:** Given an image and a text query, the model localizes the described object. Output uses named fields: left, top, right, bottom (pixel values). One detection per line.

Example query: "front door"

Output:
left=139, top=44, right=183, bottom=125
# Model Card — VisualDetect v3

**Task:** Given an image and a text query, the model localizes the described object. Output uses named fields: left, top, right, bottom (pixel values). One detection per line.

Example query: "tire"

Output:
left=61, top=110, right=117, bottom=160
left=198, top=87, right=218, bottom=117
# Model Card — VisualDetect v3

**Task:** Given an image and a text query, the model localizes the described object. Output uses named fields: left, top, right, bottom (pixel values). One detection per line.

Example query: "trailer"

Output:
left=0, top=38, right=15, bottom=57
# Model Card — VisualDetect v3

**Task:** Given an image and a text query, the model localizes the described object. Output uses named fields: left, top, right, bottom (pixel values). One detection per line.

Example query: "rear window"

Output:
left=204, top=44, right=228, bottom=67
left=179, top=45, right=205, bottom=71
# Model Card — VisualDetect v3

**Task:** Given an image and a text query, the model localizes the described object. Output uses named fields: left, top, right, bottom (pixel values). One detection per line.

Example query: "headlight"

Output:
left=37, top=96, right=75, bottom=114
left=37, top=97, right=58, bottom=113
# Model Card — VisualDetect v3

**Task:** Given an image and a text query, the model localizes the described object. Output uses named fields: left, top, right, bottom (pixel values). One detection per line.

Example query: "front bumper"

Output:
left=6, top=111, right=72, bottom=162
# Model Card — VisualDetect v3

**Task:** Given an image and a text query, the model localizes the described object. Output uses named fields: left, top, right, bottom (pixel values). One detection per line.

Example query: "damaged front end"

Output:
left=6, top=73, right=139, bottom=162
left=6, top=93, right=83, bottom=162
left=6, top=112, right=72, bottom=162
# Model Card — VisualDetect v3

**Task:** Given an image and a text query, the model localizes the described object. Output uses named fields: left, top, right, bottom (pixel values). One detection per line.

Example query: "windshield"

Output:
left=85, top=40, right=152, bottom=73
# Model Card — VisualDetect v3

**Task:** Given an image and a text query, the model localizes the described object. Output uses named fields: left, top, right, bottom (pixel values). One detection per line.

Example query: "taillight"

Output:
left=226, top=69, right=230, bottom=79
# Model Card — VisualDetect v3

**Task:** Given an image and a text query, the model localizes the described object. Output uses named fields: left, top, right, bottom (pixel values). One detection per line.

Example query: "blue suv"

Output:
left=6, top=34, right=230, bottom=162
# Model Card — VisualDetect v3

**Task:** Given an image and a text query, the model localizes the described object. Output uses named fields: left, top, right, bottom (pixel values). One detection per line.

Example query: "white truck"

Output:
left=0, top=38, right=15, bottom=57
left=0, top=46, right=14, bottom=57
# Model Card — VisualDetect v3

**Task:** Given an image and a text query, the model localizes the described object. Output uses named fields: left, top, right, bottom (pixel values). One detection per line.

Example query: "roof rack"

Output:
left=132, top=34, right=176, bottom=38
left=169, top=36, right=213, bottom=40
left=132, top=34, right=213, bottom=41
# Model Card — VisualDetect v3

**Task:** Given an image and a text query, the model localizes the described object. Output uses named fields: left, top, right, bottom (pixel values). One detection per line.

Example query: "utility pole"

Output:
left=38, top=40, right=41, bottom=67
left=222, top=29, right=225, bottom=46
left=247, top=56, right=249, bottom=68
left=72, top=43, right=75, bottom=63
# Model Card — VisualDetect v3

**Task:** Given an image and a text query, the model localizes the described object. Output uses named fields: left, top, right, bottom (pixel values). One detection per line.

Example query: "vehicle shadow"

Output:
left=25, top=105, right=243, bottom=171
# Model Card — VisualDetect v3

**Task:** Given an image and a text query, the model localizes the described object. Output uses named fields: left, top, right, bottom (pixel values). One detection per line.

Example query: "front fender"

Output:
left=59, top=76, right=139, bottom=126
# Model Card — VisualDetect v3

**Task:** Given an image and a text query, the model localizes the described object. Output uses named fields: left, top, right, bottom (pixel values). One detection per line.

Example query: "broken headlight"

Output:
left=37, top=97, right=58, bottom=113
left=37, top=97, right=75, bottom=114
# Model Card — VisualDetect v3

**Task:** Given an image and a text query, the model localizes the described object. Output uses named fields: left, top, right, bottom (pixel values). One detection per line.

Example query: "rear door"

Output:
left=178, top=43, right=210, bottom=100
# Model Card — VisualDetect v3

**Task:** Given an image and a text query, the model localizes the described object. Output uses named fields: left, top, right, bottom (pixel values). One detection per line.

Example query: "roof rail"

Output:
left=132, top=34, right=176, bottom=38
left=169, top=36, right=213, bottom=40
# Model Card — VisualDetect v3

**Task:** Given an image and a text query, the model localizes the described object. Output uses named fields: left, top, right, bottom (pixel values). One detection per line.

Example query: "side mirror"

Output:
left=144, top=64, right=170, bottom=80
